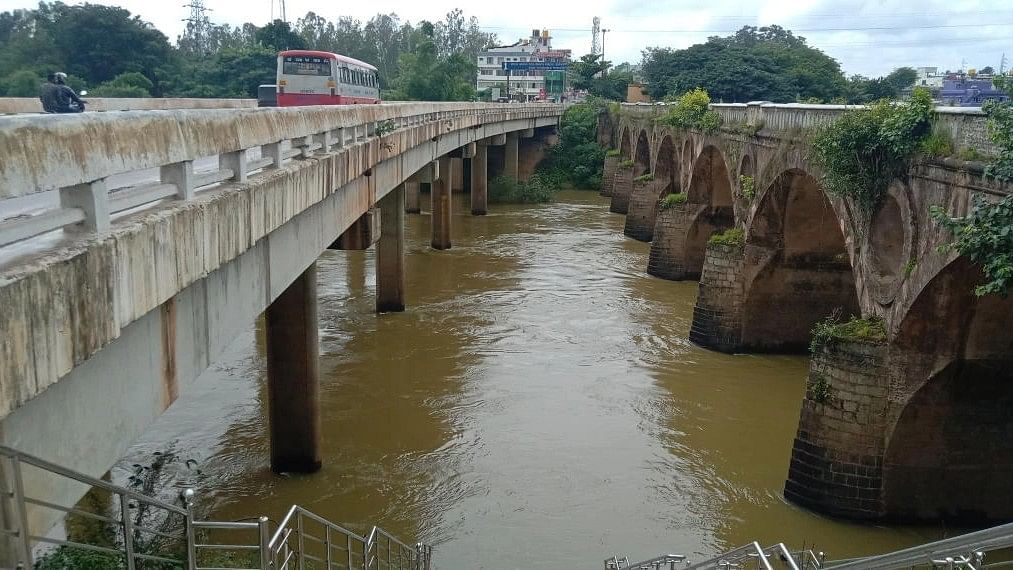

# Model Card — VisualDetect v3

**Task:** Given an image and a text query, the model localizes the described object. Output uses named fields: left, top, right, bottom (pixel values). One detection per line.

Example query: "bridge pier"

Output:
left=450, top=157, right=465, bottom=192
left=376, top=186, right=406, bottom=313
left=600, top=155, right=618, bottom=197
left=471, top=144, right=488, bottom=215
left=610, top=162, right=634, bottom=214
left=624, top=179, right=666, bottom=242
left=431, top=156, right=453, bottom=250
left=688, top=242, right=745, bottom=352
left=504, top=132, right=519, bottom=180
left=266, top=263, right=322, bottom=474
left=647, top=203, right=733, bottom=281
left=404, top=181, right=421, bottom=214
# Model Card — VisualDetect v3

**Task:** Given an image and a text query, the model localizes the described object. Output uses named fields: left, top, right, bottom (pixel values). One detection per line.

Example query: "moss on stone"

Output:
left=810, top=314, right=887, bottom=354
left=707, top=227, right=744, bottom=248
left=660, top=193, right=687, bottom=209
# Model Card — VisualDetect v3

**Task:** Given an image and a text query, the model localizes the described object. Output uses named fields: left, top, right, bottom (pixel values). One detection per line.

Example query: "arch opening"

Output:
left=741, top=169, right=858, bottom=352
left=883, top=261, right=1013, bottom=521
left=677, top=145, right=735, bottom=277
left=687, top=146, right=733, bottom=207
left=738, top=155, right=754, bottom=199
left=619, top=127, right=632, bottom=159
left=655, top=135, right=679, bottom=196
left=870, top=193, right=905, bottom=281
left=634, top=130, right=651, bottom=177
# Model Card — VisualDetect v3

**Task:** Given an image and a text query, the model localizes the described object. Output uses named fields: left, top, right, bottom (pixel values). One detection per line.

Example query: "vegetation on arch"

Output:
left=809, top=313, right=887, bottom=355
left=983, top=76, right=1013, bottom=182
left=931, top=195, right=1013, bottom=298
left=660, top=193, right=687, bottom=209
left=634, top=173, right=655, bottom=183
left=809, top=88, right=934, bottom=212
left=660, top=88, right=722, bottom=133
left=707, top=227, right=744, bottom=248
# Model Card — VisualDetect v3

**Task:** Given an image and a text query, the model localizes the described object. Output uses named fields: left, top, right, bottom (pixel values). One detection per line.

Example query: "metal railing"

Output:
left=608, top=543, right=824, bottom=570
left=822, top=520, right=1013, bottom=569
left=0, top=445, right=433, bottom=570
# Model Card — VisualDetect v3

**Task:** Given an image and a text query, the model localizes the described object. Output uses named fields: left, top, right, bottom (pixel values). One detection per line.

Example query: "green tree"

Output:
left=885, top=67, right=917, bottom=92
left=0, top=69, right=42, bottom=96
left=388, top=24, right=475, bottom=101
left=91, top=71, right=153, bottom=97
left=980, top=66, right=995, bottom=75
left=255, top=19, right=306, bottom=51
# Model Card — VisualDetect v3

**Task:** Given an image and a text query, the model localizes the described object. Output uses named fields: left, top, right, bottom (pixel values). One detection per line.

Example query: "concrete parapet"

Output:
left=0, top=97, right=257, bottom=115
left=689, top=242, right=745, bottom=352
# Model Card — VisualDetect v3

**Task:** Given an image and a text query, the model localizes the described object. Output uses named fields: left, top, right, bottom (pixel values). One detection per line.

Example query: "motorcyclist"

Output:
left=39, top=72, right=85, bottom=113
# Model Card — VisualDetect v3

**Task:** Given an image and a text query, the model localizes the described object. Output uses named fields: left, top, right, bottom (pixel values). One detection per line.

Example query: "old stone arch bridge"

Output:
left=600, top=103, right=1012, bottom=524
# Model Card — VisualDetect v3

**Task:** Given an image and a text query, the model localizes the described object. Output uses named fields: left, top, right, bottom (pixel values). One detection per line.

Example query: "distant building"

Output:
left=476, top=29, right=571, bottom=102
left=939, top=73, right=1010, bottom=107
left=626, top=83, right=651, bottom=103
left=915, top=67, right=944, bottom=89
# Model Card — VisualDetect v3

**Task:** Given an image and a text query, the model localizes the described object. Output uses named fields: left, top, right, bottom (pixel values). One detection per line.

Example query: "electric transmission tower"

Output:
left=591, top=17, right=601, bottom=56
left=271, top=0, right=287, bottom=22
left=182, top=0, right=213, bottom=56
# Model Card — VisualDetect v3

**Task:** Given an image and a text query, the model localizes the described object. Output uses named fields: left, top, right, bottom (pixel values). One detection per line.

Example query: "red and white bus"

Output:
left=276, top=50, right=381, bottom=106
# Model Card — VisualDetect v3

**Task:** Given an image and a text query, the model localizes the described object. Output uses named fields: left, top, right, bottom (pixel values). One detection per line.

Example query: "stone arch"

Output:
left=880, top=258, right=1013, bottom=521
left=740, top=169, right=859, bottom=352
left=864, top=181, right=917, bottom=305
left=619, top=126, right=633, bottom=159
left=738, top=154, right=755, bottom=196
left=681, top=139, right=694, bottom=190
left=654, top=135, right=679, bottom=194
left=634, top=129, right=651, bottom=177
left=686, top=145, right=733, bottom=207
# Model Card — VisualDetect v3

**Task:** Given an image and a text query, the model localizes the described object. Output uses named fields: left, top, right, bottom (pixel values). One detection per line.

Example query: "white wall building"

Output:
left=476, top=29, right=570, bottom=101
left=916, top=66, right=945, bottom=89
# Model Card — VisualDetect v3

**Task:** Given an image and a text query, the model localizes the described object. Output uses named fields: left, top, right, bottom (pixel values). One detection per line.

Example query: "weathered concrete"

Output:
left=450, top=157, right=465, bottom=192
left=431, top=156, right=453, bottom=250
left=404, top=181, right=421, bottom=214
left=266, top=263, right=321, bottom=473
left=332, top=208, right=380, bottom=250
left=0, top=102, right=562, bottom=538
left=376, top=186, right=405, bottom=313
left=471, top=144, right=489, bottom=216
left=504, top=132, right=519, bottom=180
left=0, top=97, right=256, bottom=115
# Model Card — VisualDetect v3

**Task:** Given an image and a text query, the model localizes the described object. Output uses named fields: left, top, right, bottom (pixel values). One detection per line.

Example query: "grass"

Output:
left=660, top=193, right=687, bottom=209
left=707, top=227, right=744, bottom=248
left=809, top=314, right=887, bottom=354
left=606, top=149, right=621, bottom=157
left=618, top=159, right=635, bottom=168
left=634, top=173, right=654, bottom=183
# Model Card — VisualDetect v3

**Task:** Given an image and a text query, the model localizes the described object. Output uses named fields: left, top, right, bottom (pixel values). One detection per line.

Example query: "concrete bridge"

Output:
left=0, top=101, right=562, bottom=536
left=601, top=102, right=1012, bottom=523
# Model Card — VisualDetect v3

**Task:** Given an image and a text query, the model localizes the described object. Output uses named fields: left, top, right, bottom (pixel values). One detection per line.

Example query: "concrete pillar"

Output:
left=431, top=156, right=453, bottom=250
left=471, top=144, right=489, bottom=216
left=450, top=157, right=465, bottom=192
left=405, top=181, right=421, bottom=214
left=376, top=187, right=406, bottom=313
left=266, top=263, right=321, bottom=473
left=504, top=132, right=519, bottom=180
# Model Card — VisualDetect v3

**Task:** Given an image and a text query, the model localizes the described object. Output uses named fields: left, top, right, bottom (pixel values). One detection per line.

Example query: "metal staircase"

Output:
left=0, top=445, right=432, bottom=569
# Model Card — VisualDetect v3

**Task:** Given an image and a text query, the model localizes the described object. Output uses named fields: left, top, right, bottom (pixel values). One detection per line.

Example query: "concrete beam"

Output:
left=486, top=133, right=507, bottom=146
left=329, top=208, right=380, bottom=250
left=412, top=161, right=440, bottom=183
left=462, top=142, right=477, bottom=158
left=521, top=128, right=535, bottom=138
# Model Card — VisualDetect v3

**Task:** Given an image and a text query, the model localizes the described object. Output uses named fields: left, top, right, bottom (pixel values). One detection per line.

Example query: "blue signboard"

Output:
left=503, top=61, right=568, bottom=71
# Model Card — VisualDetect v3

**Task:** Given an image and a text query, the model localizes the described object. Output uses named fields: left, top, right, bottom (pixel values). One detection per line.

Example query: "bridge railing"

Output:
left=618, top=101, right=996, bottom=156
left=0, top=102, right=559, bottom=250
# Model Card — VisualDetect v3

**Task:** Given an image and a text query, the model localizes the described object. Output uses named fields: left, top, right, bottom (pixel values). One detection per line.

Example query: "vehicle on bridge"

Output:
left=276, top=50, right=381, bottom=106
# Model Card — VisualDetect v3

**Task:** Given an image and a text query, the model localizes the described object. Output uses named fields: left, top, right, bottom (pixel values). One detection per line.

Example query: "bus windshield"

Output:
left=282, top=56, right=332, bottom=77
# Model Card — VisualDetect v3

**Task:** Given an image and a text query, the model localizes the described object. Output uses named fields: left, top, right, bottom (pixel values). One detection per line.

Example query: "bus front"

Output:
left=276, top=50, right=338, bottom=107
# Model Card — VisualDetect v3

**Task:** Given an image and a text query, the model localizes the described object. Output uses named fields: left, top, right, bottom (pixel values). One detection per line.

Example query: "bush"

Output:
left=660, top=193, right=687, bottom=209
left=662, top=88, right=723, bottom=133
left=739, top=175, right=756, bottom=200
left=931, top=195, right=1013, bottom=297
left=983, top=76, right=1013, bottom=181
left=90, top=72, right=153, bottom=97
left=536, top=101, right=606, bottom=189
left=606, top=149, right=621, bottom=157
left=809, top=313, right=887, bottom=354
left=708, top=227, right=744, bottom=247
left=618, top=159, right=634, bottom=168
left=488, top=174, right=555, bottom=204
left=919, top=130, right=954, bottom=157
left=1, top=70, right=43, bottom=97
left=810, top=87, right=934, bottom=211
left=634, top=173, right=654, bottom=183
left=957, top=147, right=987, bottom=162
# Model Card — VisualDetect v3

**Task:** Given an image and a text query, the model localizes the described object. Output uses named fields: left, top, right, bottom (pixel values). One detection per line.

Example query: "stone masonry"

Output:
left=624, top=179, right=665, bottom=242
left=785, top=340, right=890, bottom=520
left=610, top=164, right=634, bottom=214
left=647, top=203, right=703, bottom=280
left=688, top=242, right=744, bottom=352
left=601, top=155, right=619, bottom=197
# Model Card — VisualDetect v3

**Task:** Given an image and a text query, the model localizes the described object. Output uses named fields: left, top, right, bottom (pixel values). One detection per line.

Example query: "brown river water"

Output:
left=119, top=190, right=952, bottom=568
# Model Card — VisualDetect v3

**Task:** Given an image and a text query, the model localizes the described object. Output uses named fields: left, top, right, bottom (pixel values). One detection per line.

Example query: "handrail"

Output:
left=823, top=521, right=1013, bottom=569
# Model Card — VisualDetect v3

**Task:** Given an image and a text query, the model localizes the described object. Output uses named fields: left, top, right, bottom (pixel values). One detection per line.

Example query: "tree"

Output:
left=0, top=69, right=42, bottom=96
left=885, top=67, right=917, bottom=92
left=980, top=66, right=995, bottom=75
left=255, top=20, right=306, bottom=51
left=91, top=72, right=153, bottom=97
left=640, top=26, right=845, bottom=103
left=388, top=23, right=475, bottom=101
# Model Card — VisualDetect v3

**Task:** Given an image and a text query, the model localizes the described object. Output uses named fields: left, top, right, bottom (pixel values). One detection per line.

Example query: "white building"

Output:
left=916, top=66, right=945, bottom=89
left=476, top=29, right=571, bottom=101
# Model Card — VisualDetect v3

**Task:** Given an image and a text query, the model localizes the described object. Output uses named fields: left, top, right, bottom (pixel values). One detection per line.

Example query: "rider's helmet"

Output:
left=54, top=72, right=68, bottom=84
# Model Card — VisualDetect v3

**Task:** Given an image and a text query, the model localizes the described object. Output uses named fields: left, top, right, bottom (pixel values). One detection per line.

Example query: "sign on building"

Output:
left=503, top=61, right=569, bottom=71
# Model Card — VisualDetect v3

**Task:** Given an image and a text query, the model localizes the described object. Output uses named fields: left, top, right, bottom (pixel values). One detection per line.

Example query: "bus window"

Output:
left=282, top=56, right=331, bottom=76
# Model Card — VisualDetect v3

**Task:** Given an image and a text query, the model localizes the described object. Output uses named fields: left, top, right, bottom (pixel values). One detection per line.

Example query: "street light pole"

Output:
left=601, top=28, right=610, bottom=76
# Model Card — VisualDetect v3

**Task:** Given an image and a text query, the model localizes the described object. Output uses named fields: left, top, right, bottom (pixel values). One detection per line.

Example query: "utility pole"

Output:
left=182, top=0, right=213, bottom=56
left=601, top=28, right=610, bottom=77
left=1001, top=53, right=1009, bottom=75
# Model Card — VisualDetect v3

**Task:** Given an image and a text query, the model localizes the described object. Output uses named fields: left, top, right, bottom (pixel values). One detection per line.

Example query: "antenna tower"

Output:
left=270, top=0, right=286, bottom=22
left=592, top=17, right=601, bottom=55
left=1001, top=53, right=1008, bottom=75
left=182, top=0, right=213, bottom=56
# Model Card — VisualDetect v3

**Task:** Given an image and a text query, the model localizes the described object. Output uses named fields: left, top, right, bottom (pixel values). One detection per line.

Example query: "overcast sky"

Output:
left=2, top=0, right=1011, bottom=77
